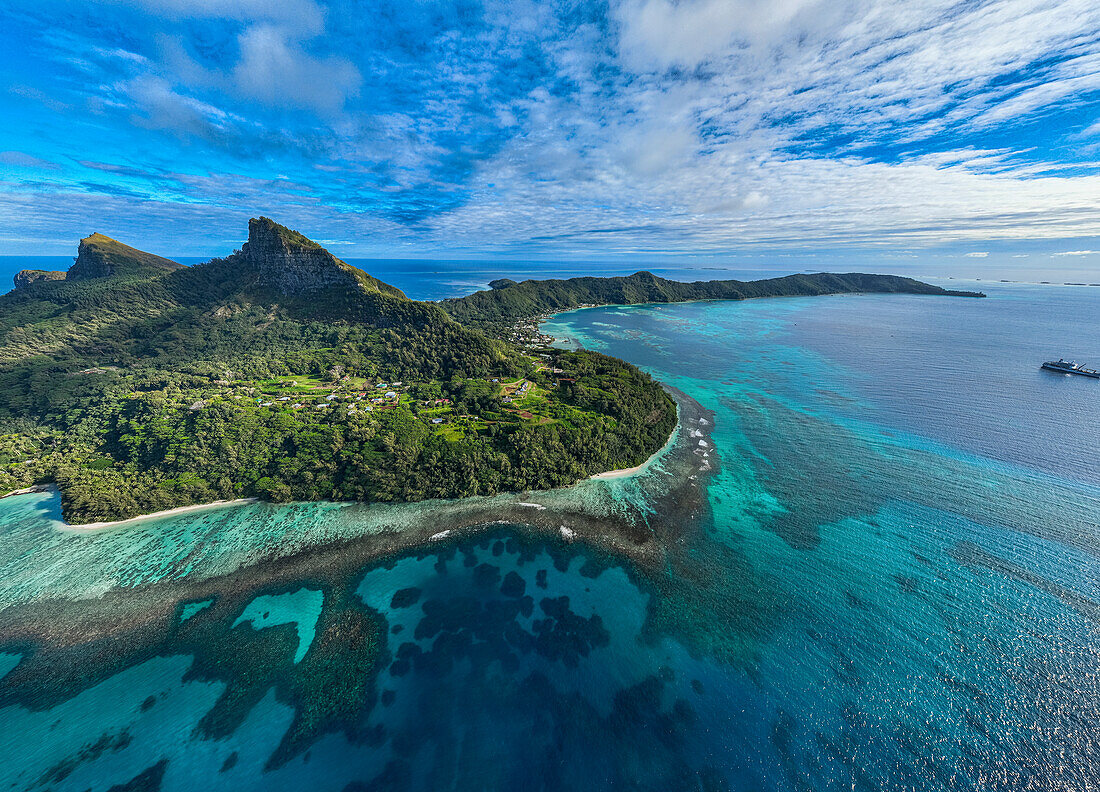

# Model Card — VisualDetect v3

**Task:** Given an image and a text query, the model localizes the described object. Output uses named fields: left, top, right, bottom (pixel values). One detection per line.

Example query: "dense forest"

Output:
left=442, top=270, right=985, bottom=330
left=0, top=220, right=676, bottom=523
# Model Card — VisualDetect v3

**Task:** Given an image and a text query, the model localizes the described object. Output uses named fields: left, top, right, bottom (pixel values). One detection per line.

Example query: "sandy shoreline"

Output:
left=589, top=465, right=645, bottom=480
left=589, top=428, right=673, bottom=480
left=22, top=421, right=674, bottom=531
left=63, top=498, right=260, bottom=531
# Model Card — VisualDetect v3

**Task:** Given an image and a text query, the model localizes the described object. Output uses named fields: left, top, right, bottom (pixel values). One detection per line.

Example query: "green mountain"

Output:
left=12, top=231, right=184, bottom=288
left=443, top=270, right=984, bottom=328
left=230, top=217, right=408, bottom=299
left=67, top=232, right=184, bottom=281
left=0, top=220, right=675, bottom=523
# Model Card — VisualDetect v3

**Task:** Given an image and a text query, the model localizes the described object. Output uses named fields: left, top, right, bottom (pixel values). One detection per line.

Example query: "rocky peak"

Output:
left=67, top=233, right=182, bottom=281
left=14, top=269, right=66, bottom=289
left=238, top=217, right=364, bottom=297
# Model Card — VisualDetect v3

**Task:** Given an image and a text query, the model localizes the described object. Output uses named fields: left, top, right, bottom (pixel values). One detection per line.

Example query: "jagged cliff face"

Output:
left=6, top=219, right=409, bottom=307
left=67, top=233, right=182, bottom=281
left=13, top=270, right=66, bottom=289
left=238, top=217, right=369, bottom=297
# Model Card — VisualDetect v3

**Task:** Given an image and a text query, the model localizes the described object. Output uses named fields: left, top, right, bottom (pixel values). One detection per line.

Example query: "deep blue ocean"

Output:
left=1, top=272, right=1099, bottom=790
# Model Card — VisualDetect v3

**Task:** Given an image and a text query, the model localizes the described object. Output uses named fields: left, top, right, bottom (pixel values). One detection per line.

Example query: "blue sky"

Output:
left=1, top=0, right=1099, bottom=272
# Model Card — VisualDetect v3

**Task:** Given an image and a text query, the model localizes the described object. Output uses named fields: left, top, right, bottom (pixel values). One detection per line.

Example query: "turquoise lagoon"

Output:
left=1, top=281, right=1099, bottom=790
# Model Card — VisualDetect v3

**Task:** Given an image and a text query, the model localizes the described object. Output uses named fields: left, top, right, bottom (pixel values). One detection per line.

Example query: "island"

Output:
left=441, top=269, right=984, bottom=333
left=0, top=218, right=981, bottom=525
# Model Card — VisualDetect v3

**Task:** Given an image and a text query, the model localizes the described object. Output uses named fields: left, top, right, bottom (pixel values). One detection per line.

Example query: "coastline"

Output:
left=589, top=401, right=680, bottom=480
left=0, top=303, right=716, bottom=679
left=45, top=428, right=673, bottom=530
left=521, top=285, right=985, bottom=336
left=63, top=497, right=260, bottom=531
left=12, top=384, right=680, bottom=532
left=30, top=418, right=677, bottom=531
left=0, top=386, right=714, bottom=600
left=589, top=464, right=646, bottom=480
left=0, top=385, right=717, bottom=687
left=1, top=484, right=52, bottom=500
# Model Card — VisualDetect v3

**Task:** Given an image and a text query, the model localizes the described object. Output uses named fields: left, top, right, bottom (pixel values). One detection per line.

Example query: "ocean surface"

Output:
left=1, top=278, right=1099, bottom=790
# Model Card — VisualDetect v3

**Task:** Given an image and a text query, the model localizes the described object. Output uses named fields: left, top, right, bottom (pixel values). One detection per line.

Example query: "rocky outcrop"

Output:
left=14, top=270, right=66, bottom=289
left=67, top=233, right=182, bottom=281
left=238, top=217, right=362, bottom=296
left=237, top=217, right=405, bottom=299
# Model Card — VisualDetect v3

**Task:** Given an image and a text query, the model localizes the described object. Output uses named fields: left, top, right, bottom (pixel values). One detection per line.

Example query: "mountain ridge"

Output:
left=443, top=270, right=986, bottom=328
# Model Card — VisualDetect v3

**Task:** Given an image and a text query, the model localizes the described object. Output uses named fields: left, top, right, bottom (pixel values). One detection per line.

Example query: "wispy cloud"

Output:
left=0, top=151, right=59, bottom=170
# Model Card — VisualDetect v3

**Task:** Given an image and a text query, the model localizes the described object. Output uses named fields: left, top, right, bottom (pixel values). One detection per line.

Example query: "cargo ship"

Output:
left=1041, top=359, right=1100, bottom=378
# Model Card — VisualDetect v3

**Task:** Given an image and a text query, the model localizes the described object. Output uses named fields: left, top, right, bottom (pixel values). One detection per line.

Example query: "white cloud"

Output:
left=429, top=0, right=1100, bottom=254
left=1052, top=250, right=1098, bottom=256
left=611, top=0, right=1100, bottom=156
left=615, top=0, right=831, bottom=70
left=232, top=25, right=361, bottom=113
left=965, top=252, right=990, bottom=258
left=430, top=135, right=1100, bottom=254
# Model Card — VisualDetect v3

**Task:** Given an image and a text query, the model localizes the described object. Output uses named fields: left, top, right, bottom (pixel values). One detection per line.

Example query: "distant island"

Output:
left=442, top=270, right=984, bottom=331
left=0, top=218, right=982, bottom=524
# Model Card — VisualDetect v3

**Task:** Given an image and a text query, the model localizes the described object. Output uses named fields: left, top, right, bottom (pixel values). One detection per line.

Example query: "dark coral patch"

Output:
left=105, top=759, right=168, bottom=792
left=389, top=588, right=421, bottom=609
left=500, top=571, right=526, bottom=599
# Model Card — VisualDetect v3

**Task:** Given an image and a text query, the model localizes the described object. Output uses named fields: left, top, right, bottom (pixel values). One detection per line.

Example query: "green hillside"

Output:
left=0, top=220, right=675, bottom=523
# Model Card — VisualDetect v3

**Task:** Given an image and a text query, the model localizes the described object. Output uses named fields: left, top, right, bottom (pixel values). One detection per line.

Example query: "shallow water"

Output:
left=1, top=282, right=1099, bottom=790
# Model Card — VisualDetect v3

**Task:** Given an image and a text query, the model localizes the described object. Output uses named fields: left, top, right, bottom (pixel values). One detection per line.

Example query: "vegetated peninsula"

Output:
left=0, top=219, right=674, bottom=524
left=442, top=270, right=985, bottom=331
left=0, top=218, right=980, bottom=525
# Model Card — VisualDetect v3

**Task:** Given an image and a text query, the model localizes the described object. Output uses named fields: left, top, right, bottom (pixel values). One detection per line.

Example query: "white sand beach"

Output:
left=64, top=498, right=260, bottom=531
